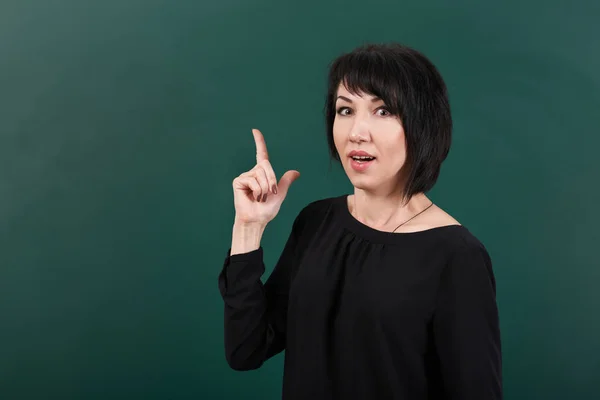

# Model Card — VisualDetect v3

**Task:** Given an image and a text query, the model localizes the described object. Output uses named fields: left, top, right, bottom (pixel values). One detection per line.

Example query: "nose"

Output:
left=349, top=117, right=370, bottom=143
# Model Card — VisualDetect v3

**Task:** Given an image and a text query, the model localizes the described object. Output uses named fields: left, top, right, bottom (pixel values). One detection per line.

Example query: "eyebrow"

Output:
left=336, top=95, right=382, bottom=103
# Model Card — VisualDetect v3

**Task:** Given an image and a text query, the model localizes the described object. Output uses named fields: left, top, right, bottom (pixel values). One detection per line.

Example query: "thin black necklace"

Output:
left=391, top=201, right=434, bottom=233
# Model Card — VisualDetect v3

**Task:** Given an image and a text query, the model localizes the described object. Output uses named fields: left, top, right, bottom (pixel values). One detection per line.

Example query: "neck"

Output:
left=349, top=189, right=431, bottom=231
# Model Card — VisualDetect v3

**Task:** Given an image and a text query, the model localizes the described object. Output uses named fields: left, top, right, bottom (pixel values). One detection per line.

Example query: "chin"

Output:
left=346, top=175, right=376, bottom=191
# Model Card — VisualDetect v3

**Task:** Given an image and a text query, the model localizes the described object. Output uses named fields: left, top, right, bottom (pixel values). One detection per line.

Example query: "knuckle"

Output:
left=257, top=169, right=267, bottom=181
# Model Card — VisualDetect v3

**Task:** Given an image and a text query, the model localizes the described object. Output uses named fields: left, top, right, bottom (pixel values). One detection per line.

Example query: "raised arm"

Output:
left=218, top=128, right=300, bottom=370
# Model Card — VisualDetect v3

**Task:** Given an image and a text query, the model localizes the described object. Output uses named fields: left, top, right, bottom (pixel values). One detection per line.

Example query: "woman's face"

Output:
left=333, top=83, right=407, bottom=194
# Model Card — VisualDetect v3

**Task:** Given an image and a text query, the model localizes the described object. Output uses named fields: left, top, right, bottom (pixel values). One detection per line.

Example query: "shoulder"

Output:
left=298, top=196, right=338, bottom=216
left=404, top=202, right=461, bottom=233
left=289, top=195, right=341, bottom=235
left=418, top=203, right=491, bottom=265
left=437, top=226, right=497, bottom=292
left=294, top=195, right=340, bottom=222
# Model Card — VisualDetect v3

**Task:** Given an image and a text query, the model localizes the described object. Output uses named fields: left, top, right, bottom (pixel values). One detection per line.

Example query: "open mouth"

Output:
left=350, top=156, right=375, bottom=163
left=349, top=156, right=375, bottom=171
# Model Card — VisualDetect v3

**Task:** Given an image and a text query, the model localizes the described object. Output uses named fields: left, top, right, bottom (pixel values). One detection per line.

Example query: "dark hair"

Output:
left=325, top=42, right=452, bottom=201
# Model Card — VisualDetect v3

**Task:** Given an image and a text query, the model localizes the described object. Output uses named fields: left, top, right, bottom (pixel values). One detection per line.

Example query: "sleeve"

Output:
left=432, top=243, right=503, bottom=399
left=217, top=213, right=303, bottom=371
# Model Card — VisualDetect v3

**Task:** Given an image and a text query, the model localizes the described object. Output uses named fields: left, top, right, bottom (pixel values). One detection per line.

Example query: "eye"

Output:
left=336, top=107, right=352, bottom=116
left=376, top=107, right=391, bottom=117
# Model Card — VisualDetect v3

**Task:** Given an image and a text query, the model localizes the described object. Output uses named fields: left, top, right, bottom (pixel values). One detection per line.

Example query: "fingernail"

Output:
left=272, top=185, right=277, bottom=194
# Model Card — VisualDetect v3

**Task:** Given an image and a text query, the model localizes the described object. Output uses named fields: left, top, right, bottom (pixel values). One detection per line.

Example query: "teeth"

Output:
left=352, top=156, right=374, bottom=160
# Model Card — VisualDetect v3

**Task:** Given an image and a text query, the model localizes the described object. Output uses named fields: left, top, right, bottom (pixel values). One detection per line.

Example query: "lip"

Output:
left=348, top=150, right=375, bottom=158
left=348, top=150, right=376, bottom=172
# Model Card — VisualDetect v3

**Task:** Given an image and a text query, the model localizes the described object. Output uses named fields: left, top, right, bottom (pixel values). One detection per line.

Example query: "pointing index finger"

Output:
left=252, top=128, right=269, bottom=163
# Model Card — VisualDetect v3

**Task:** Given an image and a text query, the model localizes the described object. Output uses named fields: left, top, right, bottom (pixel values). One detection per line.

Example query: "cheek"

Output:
left=377, top=127, right=407, bottom=164
left=387, top=140, right=407, bottom=163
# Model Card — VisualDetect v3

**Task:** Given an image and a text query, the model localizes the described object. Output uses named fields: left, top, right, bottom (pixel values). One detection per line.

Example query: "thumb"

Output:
left=277, top=170, right=300, bottom=198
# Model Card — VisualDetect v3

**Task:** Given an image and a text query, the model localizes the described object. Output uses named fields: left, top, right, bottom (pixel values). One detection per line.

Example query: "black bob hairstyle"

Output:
left=325, top=42, right=452, bottom=201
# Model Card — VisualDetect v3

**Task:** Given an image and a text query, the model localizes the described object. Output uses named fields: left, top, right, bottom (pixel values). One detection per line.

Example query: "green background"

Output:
left=1, top=0, right=598, bottom=398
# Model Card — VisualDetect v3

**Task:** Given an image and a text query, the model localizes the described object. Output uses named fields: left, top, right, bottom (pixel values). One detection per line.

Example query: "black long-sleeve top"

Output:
left=218, top=195, right=502, bottom=399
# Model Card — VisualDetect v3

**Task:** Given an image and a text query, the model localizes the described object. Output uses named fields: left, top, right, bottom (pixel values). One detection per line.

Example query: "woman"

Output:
left=218, top=43, right=502, bottom=399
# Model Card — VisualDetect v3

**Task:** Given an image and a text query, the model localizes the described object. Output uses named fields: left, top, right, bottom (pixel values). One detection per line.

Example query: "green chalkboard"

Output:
left=1, top=0, right=598, bottom=399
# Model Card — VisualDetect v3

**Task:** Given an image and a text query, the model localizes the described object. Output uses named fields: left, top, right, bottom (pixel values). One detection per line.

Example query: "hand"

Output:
left=232, top=129, right=300, bottom=226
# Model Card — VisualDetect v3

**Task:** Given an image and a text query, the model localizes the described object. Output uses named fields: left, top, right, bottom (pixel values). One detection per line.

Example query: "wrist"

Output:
left=230, top=220, right=266, bottom=255
left=233, top=218, right=267, bottom=232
